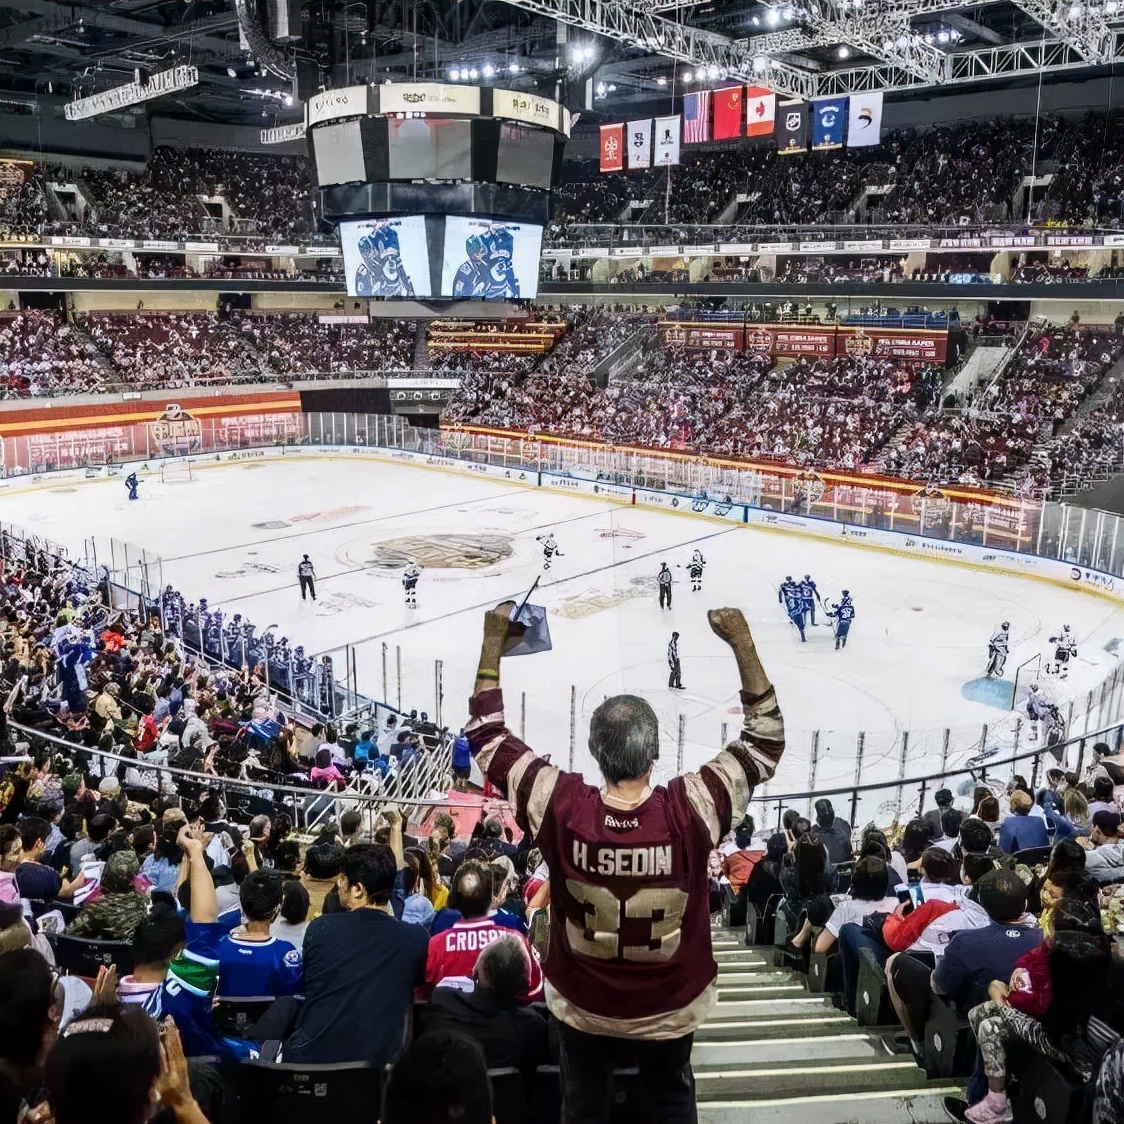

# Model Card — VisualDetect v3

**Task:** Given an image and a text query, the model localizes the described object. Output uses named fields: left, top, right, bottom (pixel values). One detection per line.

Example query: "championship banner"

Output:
left=841, top=328, right=948, bottom=364
left=682, top=91, right=711, bottom=144
left=747, top=326, right=835, bottom=357
left=599, top=123, right=624, bottom=172
left=847, top=91, right=883, bottom=147
left=776, top=100, right=809, bottom=155
left=812, top=97, right=848, bottom=151
left=627, top=119, right=653, bottom=169
left=653, top=116, right=681, bottom=166
left=659, top=323, right=744, bottom=350
left=746, top=87, right=776, bottom=137
left=712, top=87, right=743, bottom=140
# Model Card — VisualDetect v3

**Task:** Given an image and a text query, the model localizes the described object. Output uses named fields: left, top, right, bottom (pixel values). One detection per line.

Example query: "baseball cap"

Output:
left=102, top=850, right=140, bottom=893
left=1092, top=810, right=1122, bottom=836
left=976, top=868, right=1027, bottom=923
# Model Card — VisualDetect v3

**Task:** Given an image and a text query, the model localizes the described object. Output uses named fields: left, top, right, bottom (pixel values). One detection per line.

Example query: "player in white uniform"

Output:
left=1047, top=624, right=1077, bottom=679
left=688, top=550, right=706, bottom=592
left=402, top=563, right=421, bottom=608
left=986, top=622, right=1010, bottom=678
left=1025, top=683, right=1050, bottom=741
left=536, top=533, right=563, bottom=571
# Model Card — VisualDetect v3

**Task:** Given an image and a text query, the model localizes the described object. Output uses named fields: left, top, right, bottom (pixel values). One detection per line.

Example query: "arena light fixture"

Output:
left=469, top=67, right=479, bottom=78
left=482, top=63, right=495, bottom=77
left=682, top=69, right=694, bottom=80
left=656, top=74, right=667, bottom=84
left=766, top=9, right=781, bottom=26
left=838, top=44, right=851, bottom=57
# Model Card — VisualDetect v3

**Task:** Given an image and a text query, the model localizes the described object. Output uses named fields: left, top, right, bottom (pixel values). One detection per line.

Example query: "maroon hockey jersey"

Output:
left=466, top=685, right=785, bottom=1038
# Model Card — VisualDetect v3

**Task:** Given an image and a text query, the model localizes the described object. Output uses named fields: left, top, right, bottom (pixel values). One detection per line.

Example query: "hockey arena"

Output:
left=5, top=0, right=1124, bottom=1121
left=3, top=452, right=1122, bottom=814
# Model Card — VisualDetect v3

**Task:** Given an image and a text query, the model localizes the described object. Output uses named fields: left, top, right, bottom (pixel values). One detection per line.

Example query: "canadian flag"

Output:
left=599, top=123, right=624, bottom=172
left=746, top=87, right=776, bottom=138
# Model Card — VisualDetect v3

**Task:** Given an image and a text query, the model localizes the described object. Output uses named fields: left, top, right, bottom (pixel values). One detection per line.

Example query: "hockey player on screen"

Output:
left=986, top=621, right=1010, bottom=678
left=1047, top=624, right=1077, bottom=679
left=125, top=472, right=140, bottom=501
left=826, top=590, right=855, bottom=650
left=689, top=549, right=706, bottom=592
left=353, top=226, right=414, bottom=298
left=536, top=534, right=563, bottom=571
left=403, top=562, right=421, bottom=608
left=798, top=574, right=822, bottom=627
left=452, top=228, right=520, bottom=299
left=779, top=576, right=807, bottom=642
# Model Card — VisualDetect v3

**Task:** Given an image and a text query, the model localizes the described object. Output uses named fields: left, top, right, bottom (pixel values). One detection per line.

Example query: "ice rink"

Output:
left=4, top=454, right=1121, bottom=804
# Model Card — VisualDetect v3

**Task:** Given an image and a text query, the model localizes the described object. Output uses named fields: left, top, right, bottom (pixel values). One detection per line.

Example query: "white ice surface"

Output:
left=4, top=457, right=1121, bottom=812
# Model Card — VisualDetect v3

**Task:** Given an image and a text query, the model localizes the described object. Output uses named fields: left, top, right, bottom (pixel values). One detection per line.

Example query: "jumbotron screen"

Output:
left=339, top=214, right=542, bottom=300
left=440, top=217, right=542, bottom=300
left=340, top=216, right=433, bottom=298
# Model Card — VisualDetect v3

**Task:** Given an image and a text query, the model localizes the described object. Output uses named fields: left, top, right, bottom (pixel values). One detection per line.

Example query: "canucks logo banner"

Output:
left=847, top=91, right=883, bottom=147
left=812, top=98, right=848, bottom=151
left=776, top=100, right=809, bottom=156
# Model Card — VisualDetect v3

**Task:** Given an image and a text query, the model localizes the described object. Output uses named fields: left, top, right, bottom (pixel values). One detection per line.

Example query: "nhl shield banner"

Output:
left=776, top=100, right=809, bottom=156
left=599, top=123, right=624, bottom=172
left=847, top=91, right=883, bottom=147
left=745, top=86, right=775, bottom=137
left=653, top=115, right=681, bottom=166
left=812, top=98, right=848, bottom=150
left=627, top=119, right=652, bottom=169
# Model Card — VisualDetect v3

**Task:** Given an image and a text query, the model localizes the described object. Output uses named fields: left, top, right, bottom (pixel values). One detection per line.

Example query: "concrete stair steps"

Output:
left=695, top=1014, right=854, bottom=1041
left=715, top=981, right=809, bottom=1000
left=693, top=1032, right=884, bottom=1067
left=708, top=994, right=837, bottom=1018
left=693, top=1056, right=931, bottom=1099
left=698, top=1087, right=965, bottom=1124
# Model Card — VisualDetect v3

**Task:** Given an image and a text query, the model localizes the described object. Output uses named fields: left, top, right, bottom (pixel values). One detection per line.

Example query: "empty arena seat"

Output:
left=855, top=948, right=896, bottom=1027
left=212, top=996, right=277, bottom=1037
left=51, top=934, right=134, bottom=980
left=233, top=1058, right=386, bottom=1123
left=922, top=996, right=975, bottom=1079
left=488, top=1067, right=529, bottom=1124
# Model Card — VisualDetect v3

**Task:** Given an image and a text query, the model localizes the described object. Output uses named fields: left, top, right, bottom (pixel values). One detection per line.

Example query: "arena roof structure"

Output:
left=0, top=0, right=1121, bottom=128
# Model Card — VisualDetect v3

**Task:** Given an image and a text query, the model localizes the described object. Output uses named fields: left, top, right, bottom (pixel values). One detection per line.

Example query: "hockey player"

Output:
left=667, top=631, right=684, bottom=689
left=297, top=555, right=316, bottom=602
left=1047, top=625, right=1077, bottom=679
left=779, top=576, right=807, bottom=642
left=125, top=472, right=139, bottom=501
left=689, top=550, right=706, bottom=592
left=657, top=563, right=673, bottom=609
left=987, top=622, right=1011, bottom=678
left=798, top=574, right=822, bottom=627
left=536, top=534, right=563, bottom=571
left=403, top=562, right=421, bottom=608
left=826, top=591, right=855, bottom=650
left=1025, top=682, right=1050, bottom=742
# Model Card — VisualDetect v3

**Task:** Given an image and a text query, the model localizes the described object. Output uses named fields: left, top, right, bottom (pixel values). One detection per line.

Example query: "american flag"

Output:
left=682, top=91, right=711, bottom=144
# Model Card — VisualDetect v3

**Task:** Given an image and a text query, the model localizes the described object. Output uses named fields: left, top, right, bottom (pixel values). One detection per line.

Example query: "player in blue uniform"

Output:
left=827, top=590, right=855, bottom=650
left=779, top=576, right=807, bottom=641
left=353, top=226, right=414, bottom=297
left=798, top=574, right=822, bottom=627
left=125, top=472, right=139, bottom=501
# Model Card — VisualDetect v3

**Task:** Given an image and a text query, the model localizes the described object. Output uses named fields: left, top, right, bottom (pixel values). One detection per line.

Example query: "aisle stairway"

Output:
left=696, top=931, right=962, bottom=1123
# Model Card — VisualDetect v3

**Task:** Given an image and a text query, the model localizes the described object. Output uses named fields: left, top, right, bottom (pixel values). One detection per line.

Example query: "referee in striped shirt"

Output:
left=668, top=631, right=684, bottom=689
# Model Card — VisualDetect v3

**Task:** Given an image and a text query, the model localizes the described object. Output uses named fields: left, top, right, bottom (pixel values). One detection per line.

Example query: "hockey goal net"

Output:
left=159, top=460, right=194, bottom=484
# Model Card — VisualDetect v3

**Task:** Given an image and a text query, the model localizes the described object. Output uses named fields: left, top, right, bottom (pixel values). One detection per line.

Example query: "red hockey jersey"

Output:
left=466, top=685, right=785, bottom=1039
left=424, top=916, right=543, bottom=999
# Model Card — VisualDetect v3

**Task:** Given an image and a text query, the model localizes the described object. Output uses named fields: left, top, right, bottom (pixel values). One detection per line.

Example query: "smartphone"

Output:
left=908, top=884, right=925, bottom=909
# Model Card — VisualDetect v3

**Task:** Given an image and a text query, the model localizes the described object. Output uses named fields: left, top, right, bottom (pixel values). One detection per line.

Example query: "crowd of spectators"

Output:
left=1041, top=110, right=1124, bottom=229
left=0, top=169, right=50, bottom=242
left=77, top=148, right=318, bottom=242
left=235, top=313, right=416, bottom=375
left=0, top=310, right=107, bottom=398
left=445, top=348, right=941, bottom=471
left=882, top=326, right=1124, bottom=485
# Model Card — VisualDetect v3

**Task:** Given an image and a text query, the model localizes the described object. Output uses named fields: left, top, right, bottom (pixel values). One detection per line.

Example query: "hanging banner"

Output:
left=776, top=100, right=809, bottom=155
left=712, top=86, right=743, bottom=140
left=627, top=119, right=653, bottom=169
left=847, top=91, right=883, bottom=147
left=653, top=116, right=681, bottom=166
left=682, top=91, right=711, bottom=144
left=812, top=97, right=848, bottom=151
left=745, top=87, right=776, bottom=137
left=599, top=123, right=624, bottom=172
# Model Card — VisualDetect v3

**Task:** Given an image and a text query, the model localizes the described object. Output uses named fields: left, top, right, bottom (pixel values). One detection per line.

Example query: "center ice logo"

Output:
left=369, top=533, right=513, bottom=570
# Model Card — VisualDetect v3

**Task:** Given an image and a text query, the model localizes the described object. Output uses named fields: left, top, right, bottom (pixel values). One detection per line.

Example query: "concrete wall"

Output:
left=68, top=290, right=217, bottom=312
